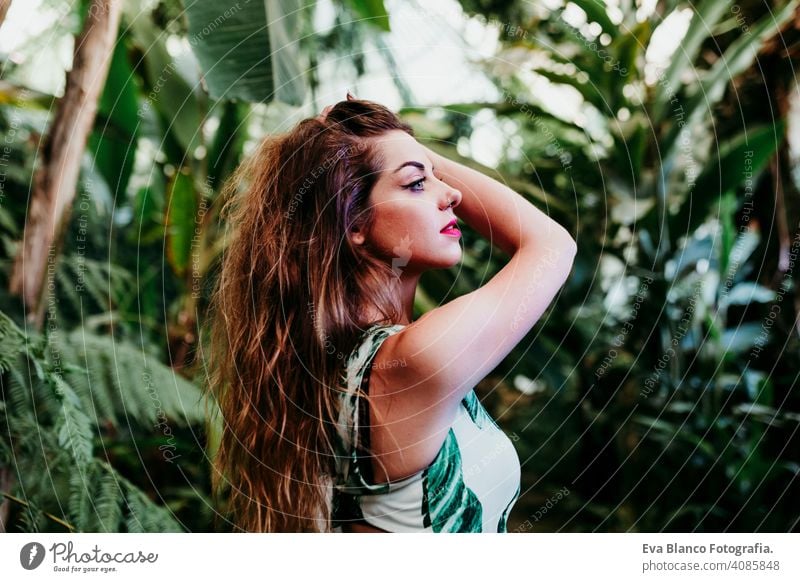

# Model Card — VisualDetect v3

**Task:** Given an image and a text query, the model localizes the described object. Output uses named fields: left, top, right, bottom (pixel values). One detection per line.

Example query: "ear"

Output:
left=350, top=227, right=365, bottom=245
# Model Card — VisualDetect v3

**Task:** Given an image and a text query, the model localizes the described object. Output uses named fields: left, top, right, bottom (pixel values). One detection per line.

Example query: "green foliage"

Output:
left=2, top=0, right=798, bottom=534
left=183, top=0, right=309, bottom=104
left=448, top=0, right=800, bottom=532
left=343, top=0, right=391, bottom=31
left=0, top=308, right=205, bottom=532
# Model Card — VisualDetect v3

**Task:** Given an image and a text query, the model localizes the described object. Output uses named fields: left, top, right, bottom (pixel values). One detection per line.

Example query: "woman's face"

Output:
left=352, top=130, right=463, bottom=274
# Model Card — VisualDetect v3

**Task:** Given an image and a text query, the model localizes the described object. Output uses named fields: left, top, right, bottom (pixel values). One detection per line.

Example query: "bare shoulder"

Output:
left=364, top=235, right=575, bottom=481
left=381, top=234, right=576, bottom=408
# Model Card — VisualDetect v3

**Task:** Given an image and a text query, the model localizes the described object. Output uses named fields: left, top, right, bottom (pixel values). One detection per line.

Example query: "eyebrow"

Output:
left=392, top=160, right=434, bottom=173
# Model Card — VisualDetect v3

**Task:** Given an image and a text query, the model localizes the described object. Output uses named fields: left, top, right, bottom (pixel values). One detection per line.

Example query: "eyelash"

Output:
left=403, top=177, right=426, bottom=192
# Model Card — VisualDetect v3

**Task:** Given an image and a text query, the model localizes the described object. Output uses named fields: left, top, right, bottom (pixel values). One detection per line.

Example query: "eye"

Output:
left=403, top=177, right=426, bottom=192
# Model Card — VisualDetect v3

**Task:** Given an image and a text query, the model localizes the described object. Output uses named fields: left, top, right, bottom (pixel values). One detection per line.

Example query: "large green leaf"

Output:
left=129, top=17, right=203, bottom=155
left=88, top=32, right=139, bottom=200
left=184, top=0, right=308, bottom=104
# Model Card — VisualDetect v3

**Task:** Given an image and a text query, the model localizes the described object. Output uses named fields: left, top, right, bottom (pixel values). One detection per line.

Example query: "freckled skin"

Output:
left=352, top=130, right=463, bottom=274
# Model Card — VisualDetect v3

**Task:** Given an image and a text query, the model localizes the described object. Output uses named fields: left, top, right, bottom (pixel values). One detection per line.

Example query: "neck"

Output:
left=397, top=272, right=420, bottom=325
left=362, top=271, right=421, bottom=326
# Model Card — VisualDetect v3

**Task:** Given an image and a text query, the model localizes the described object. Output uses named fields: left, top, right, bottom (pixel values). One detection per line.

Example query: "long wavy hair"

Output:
left=205, top=95, right=414, bottom=532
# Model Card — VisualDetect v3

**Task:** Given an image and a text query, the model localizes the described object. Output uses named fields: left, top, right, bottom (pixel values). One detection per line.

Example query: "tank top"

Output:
left=331, top=323, right=521, bottom=532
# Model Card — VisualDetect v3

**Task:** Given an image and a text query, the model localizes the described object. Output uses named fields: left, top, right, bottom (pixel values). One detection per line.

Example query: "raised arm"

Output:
left=363, top=138, right=577, bottom=481
left=381, top=143, right=577, bottom=416
left=426, top=145, right=574, bottom=256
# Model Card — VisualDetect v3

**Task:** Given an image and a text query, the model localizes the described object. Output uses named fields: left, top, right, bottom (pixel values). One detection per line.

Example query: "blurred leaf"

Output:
left=634, top=415, right=716, bottom=458
left=206, top=100, right=248, bottom=192
left=666, top=232, right=713, bottom=280
left=130, top=17, right=203, bottom=154
left=652, top=0, right=734, bottom=122
left=669, top=122, right=785, bottom=241
left=88, top=33, right=139, bottom=199
left=131, top=169, right=167, bottom=245
left=721, top=322, right=764, bottom=355
left=185, top=0, right=308, bottom=104
left=568, top=0, right=617, bottom=39
left=721, top=226, right=760, bottom=287
left=344, top=0, right=391, bottom=31
left=615, top=20, right=650, bottom=80
left=662, top=0, right=798, bottom=158
left=696, top=0, right=798, bottom=104
left=534, top=68, right=606, bottom=111
left=720, top=282, right=776, bottom=308
left=742, top=370, right=772, bottom=406
left=165, top=171, right=196, bottom=277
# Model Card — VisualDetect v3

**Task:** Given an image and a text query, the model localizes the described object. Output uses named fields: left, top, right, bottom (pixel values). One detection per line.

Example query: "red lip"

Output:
left=440, top=218, right=458, bottom=233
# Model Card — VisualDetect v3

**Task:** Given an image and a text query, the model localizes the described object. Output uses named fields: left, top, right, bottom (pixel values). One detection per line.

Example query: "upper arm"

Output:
left=383, top=231, right=577, bottom=415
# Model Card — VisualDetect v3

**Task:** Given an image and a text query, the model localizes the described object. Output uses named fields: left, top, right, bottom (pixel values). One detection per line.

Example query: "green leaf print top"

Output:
left=332, top=323, right=521, bottom=532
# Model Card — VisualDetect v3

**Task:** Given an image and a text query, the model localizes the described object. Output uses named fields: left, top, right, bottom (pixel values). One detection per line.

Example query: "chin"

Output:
left=435, top=249, right=462, bottom=269
left=401, top=253, right=460, bottom=274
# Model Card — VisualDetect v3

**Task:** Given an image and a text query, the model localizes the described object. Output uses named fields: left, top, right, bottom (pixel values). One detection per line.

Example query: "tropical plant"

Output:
left=1, top=0, right=798, bottom=533
left=443, top=0, right=800, bottom=531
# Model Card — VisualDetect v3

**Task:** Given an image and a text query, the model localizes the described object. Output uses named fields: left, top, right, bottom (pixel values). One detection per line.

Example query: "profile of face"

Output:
left=351, top=130, right=463, bottom=275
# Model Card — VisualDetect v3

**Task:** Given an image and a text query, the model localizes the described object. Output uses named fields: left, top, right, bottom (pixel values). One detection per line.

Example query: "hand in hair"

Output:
left=316, top=91, right=356, bottom=122
left=316, top=104, right=334, bottom=122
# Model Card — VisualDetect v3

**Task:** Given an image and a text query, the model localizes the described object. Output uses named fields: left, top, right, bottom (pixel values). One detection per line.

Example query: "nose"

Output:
left=439, top=183, right=462, bottom=211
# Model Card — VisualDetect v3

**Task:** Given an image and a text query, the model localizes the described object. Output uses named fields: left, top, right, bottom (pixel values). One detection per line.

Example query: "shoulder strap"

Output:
left=357, top=357, right=376, bottom=483
left=351, top=323, right=405, bottom=486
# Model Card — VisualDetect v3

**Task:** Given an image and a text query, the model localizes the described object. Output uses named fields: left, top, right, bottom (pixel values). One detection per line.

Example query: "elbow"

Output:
left=517, top=223, right=576, bottom=256
left=551, top=226, right=578, bottom=261
left=516, top=229, right=577, bottom=276
left=551, top=230, right=577, bottom=276
left=563, top=234, right=578, bottom=269
left=564, top=234, right=578, bottom=260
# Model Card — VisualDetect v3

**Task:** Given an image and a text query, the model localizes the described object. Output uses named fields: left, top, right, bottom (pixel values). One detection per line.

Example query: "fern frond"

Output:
left=123, top=487, right=184, bottom=532
left=65, top=461, right=124, bottom=532
left=17, top=497, right=44, bottom=532
left=67, top=462, right=97, bottom=532
left=0, top=310, right=26, bottom=373
left=93, top=463, right=123, bottom=532
left=2, top=306, right=204, bottom=533
left=50, top=329, right=205, bottom=429
left=54, top=262, right=83, bottom=314
left=56, top=254, right=137, bottom=314
left=4, top=365, right=33, bottom=416
left=51, top=374, right=94, bottom=467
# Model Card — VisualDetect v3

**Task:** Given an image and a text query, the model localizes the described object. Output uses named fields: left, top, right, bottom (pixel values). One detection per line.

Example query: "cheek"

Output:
left=369, top=205, right=423, bottom=247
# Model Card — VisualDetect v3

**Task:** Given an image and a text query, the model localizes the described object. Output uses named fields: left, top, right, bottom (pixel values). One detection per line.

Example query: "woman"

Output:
left=206, top=94, right=577, bottom=533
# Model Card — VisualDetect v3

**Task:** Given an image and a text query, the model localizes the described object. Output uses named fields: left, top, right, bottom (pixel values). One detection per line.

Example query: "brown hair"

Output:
left=205, top=96, right=414, bottom=531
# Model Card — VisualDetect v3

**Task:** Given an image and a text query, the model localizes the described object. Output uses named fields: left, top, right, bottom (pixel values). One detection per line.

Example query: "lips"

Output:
left=440, top=218, right=460, bottom=237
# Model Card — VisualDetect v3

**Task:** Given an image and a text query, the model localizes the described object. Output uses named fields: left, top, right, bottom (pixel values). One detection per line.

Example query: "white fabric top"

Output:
left=332, top=323, right=521, bottom=532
